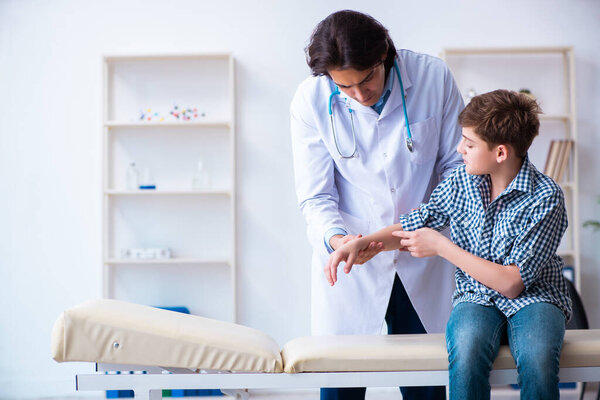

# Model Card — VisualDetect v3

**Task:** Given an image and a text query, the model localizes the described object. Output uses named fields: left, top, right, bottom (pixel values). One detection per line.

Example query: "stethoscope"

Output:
left=328, top=59, right=413, bottom=159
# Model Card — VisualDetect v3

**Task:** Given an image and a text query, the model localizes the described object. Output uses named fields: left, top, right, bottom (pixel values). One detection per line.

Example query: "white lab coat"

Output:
left=291, top=50, right=465, bottom=335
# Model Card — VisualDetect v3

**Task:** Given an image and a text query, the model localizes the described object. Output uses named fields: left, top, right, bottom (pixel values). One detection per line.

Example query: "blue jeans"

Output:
left=446, top=302, right=565, bottom=400
left=321, top=274, right=446, bottom=400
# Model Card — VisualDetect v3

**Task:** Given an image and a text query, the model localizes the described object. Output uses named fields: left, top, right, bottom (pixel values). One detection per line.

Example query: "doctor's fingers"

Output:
left=356, top=242, right=384, bottom=264
left=340, top=234, right=361, bottom=245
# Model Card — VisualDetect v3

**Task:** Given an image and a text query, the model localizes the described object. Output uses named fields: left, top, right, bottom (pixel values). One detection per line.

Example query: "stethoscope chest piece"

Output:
left=339, top=152, right=359, bottom=160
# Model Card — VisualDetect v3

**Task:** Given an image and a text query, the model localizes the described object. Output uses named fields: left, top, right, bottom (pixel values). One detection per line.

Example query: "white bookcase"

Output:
left=441, top=47, right=580, bottom=290
left=102, top=54, right=236, bottom=322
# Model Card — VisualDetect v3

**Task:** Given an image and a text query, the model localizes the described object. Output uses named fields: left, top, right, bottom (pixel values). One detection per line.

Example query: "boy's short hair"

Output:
left=458, top=89, right=542, bottom=157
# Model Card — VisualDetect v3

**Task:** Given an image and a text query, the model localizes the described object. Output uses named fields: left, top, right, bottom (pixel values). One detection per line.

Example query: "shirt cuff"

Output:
left=324, top=227, right=348, bottom=254
left=504, top=246, right=536, bottom=289
left=398, top=209, right=425, bottom=232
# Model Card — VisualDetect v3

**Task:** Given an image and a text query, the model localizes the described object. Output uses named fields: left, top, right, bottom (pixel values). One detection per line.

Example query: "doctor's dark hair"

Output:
left=305, top=10, right=397, bottom=77
left=459, top=89, right=541, bottom=158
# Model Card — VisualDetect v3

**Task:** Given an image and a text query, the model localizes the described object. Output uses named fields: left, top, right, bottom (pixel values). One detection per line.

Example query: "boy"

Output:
left=326, top=89, right=572, bottom=399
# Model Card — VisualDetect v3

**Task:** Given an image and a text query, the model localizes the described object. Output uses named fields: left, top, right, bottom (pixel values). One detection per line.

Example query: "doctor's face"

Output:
left=328, top=62, right=386, bottom=107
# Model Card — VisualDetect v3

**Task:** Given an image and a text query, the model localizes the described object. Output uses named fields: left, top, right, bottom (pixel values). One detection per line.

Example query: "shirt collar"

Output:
left=469, top=154, right=535, bottom=202
left=504, top=154, right=535, bottom=195
left=371, top=68, right=394, bottom=114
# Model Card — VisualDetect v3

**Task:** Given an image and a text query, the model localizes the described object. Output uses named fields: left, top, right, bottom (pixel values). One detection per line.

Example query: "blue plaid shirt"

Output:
left=399, top=156, right=572, bottom=320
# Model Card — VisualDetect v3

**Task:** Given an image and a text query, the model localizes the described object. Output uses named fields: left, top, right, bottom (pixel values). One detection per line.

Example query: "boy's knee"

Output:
left=447, top=330, right=493, bottom=368
left=516, top=348, right=560, bottom=374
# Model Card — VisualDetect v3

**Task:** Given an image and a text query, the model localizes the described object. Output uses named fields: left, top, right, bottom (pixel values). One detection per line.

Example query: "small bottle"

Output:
left=126, top=163, right=139, bottom=190
left=192, top=158, right=210, bottom=189
left=139, top=167, right=156, bottom=190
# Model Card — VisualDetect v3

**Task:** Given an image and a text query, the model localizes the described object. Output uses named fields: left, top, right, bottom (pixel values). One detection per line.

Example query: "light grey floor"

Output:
left=30, top=383, right=600, bottom=400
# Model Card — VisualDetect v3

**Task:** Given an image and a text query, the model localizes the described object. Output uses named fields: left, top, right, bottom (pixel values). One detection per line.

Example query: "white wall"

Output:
left=1, top=0, right=599, bottom=398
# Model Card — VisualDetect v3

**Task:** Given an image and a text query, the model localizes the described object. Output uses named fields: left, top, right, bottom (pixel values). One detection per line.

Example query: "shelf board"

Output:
left=105, top=258, right=231, bottom=265
left=104, top=53, right=232, bottom=62
left=539, top=114, right=571, bottom=122
left=443, top=46, right=572, bottom=56
left=105, top=189, right=232, bottom=196
left=105, top=120, right=231, bottom=128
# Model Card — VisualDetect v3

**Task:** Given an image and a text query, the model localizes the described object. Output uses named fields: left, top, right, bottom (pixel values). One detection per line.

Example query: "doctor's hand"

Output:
left=392, top=228, right=450, bottom=258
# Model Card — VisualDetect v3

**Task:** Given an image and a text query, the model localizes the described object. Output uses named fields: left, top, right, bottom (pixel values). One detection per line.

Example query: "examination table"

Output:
left=52, top=299, right=600, bottom=399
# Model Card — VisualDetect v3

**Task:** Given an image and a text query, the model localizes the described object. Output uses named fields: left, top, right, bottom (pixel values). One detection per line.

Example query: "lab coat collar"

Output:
left=379, top=56, right=413, bottom=120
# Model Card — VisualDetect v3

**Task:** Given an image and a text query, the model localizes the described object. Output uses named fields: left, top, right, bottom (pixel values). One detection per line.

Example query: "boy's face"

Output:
left=457, top=127, right=498, bottom=175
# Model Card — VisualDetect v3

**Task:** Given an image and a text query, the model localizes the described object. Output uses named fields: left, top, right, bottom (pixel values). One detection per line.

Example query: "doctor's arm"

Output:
left=290, top=84, right=382, bottom=262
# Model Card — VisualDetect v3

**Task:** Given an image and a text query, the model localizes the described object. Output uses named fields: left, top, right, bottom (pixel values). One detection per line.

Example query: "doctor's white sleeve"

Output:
left=435, top=64, right=465, bottom=181
left=290, top=85, right=345, bottom=250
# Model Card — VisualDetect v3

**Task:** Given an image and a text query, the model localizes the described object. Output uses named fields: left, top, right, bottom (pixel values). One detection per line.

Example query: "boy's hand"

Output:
left=324, top=239, right=383, bottom=286
left=392, top=228, right=449, bottom=258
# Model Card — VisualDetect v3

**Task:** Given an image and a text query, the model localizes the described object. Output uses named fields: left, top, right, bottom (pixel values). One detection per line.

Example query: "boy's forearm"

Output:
left=357, top=223, right=404, bottom=251
left=438, top=240, right=525, bottom=299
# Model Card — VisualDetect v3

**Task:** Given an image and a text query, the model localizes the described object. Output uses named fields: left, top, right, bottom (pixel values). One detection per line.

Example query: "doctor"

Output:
left=290, top=10, right=464, bottom=400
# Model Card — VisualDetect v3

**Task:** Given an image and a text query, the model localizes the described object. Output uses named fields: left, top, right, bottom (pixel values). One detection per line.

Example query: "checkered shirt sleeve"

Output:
left=398, top=169, right=458, bottom=232
left=503, top=191, right=568, bottom=290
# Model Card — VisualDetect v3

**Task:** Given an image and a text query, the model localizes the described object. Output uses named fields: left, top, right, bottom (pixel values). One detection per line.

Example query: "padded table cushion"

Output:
left=281, top=330, right=600, bottom=373
left=52, top=299, right=600, bottom=375
left=51, top=299, right=283, bottom=373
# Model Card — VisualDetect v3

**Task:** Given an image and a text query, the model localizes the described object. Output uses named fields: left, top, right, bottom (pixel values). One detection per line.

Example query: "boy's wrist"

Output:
left=437, top=236, right=453, bottom=259
left=354, top=237, right=369, bottom=250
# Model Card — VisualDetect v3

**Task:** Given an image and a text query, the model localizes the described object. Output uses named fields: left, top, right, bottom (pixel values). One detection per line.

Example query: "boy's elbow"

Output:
left=499, top=265, right=525, bottom=299
left=503, top=280, right=525, bottom=299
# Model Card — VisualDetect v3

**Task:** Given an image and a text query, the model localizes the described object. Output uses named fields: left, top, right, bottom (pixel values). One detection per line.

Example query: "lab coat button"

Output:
left=390, top=188, right=395, bottom=192
left=383, top=152, right=387, bottom=157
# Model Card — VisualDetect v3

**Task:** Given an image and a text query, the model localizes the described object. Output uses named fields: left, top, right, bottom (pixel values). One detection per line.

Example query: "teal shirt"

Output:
left=371, top=68, right=394, bottom=114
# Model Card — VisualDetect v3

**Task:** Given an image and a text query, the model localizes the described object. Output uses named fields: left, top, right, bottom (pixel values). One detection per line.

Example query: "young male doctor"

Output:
left=290, top=10, right=464, bottom=400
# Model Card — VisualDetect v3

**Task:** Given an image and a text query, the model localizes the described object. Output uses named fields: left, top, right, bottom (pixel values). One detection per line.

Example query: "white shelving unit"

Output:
left=441, top=46, right=579, bottom=290
left=102, top=54, right=236, bottom=322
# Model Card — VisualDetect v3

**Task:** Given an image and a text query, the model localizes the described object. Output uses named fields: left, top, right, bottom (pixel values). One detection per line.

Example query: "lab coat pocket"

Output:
left=339, top=209, right=371, bottom=237
left=403, top=116, right=438, bottom=165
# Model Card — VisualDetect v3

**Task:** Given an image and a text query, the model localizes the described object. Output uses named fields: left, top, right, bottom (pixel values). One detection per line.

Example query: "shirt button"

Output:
left=383, top=152, right=388, bottom=157
left=390, top=188, right=395, bottom=193
left=393, top=259, right=398, bottom=264
left=483, top=232, right=490, bottom=238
